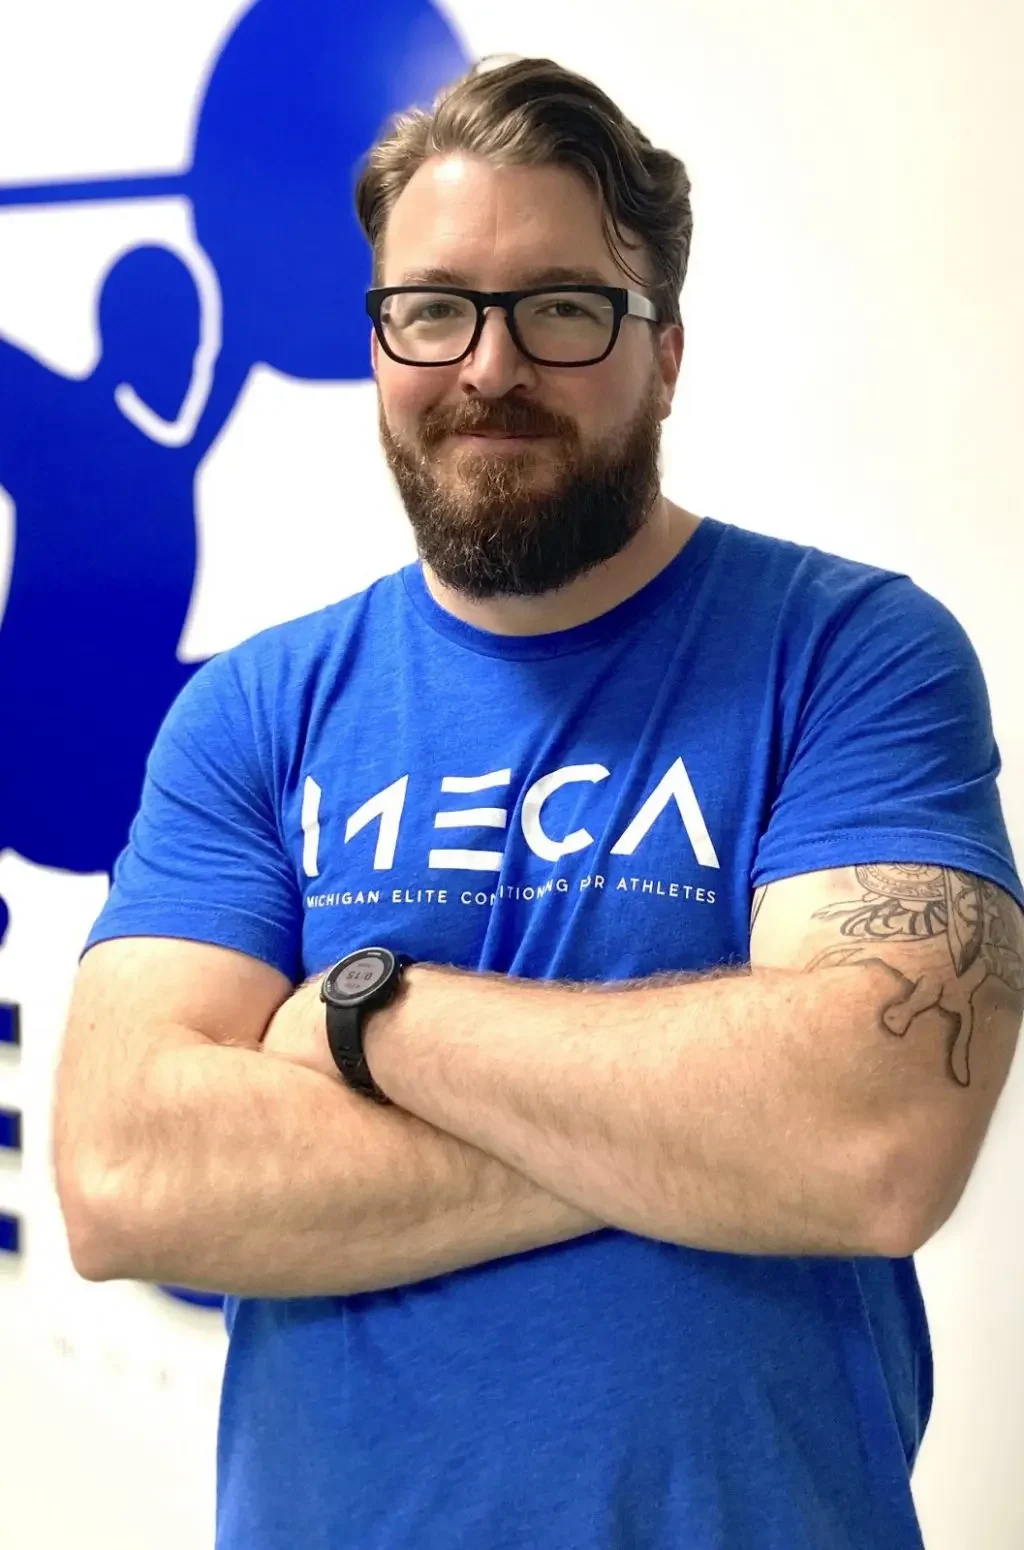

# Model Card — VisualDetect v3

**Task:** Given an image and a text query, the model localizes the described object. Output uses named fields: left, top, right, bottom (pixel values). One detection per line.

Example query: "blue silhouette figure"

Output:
left=0, top=246, right=216, bottom=879
left=0, top=0, right=471, bottom=1307
left=0, top=0, right=469, bottom=870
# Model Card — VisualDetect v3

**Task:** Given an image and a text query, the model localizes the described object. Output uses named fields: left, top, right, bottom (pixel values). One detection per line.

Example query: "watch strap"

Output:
left=325, top=1001, right=394, bottom=1105
left=322, top=950, right=414, bottom=1105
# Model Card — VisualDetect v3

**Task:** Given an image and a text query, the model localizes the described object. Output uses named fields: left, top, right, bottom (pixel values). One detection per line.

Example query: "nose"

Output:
left=456, top=306, right=538, bottom=398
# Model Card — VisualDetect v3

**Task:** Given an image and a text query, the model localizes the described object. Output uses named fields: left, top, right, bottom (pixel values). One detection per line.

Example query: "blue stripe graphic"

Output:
left=0, top=172, right=188, bottom=208
left=0, top=1109, right=22, bottom=1151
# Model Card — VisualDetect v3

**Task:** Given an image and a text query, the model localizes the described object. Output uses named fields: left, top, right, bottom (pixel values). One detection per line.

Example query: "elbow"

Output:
left=56, top=1154, right=136, bottom=1281
left=861, top=1200, right=924, bottom=1261
left=859, top=1144, right=950, bottom=1260
left=67, top=1236, right=120, bottom=1284
left=872, top=1188, right=964, bottom=1261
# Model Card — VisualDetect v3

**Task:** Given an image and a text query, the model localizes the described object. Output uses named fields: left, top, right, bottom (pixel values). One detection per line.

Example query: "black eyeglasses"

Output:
left=365, top=284, right=659, bottom=368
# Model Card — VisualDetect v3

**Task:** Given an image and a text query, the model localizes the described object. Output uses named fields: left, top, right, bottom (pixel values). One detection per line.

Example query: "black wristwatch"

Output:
left=320, top=947, right=413, bottom=1104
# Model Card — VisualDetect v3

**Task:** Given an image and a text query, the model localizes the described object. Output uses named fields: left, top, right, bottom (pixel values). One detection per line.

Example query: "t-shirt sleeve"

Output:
left=752, top=574, right=1024, bottom=911
left=81, top=649, right=303, bottom=981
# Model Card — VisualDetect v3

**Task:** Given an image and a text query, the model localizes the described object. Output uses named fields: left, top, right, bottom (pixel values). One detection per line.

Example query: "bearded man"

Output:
left=56, top=55, right=1023, bottom=1550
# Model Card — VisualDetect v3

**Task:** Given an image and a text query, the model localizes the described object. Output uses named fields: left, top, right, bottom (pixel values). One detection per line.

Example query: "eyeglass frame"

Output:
left=365, top=283, right=660, bottom=368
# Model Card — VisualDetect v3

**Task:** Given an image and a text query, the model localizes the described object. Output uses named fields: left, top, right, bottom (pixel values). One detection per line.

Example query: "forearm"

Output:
left=74, top=1033, right=604, bottom=1297
left=367, top=963, right=904, bottom=1258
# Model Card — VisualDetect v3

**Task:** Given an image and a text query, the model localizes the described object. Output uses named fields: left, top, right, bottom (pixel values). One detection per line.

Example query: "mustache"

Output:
left=418, top=399, right=576, bottom=448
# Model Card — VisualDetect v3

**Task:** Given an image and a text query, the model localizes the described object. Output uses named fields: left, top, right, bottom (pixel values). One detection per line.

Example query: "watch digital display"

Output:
left=336, top=961, right=387, bottom=998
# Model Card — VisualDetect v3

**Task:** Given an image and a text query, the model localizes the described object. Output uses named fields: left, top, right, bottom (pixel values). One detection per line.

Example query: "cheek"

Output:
left=553, top=367, right=634, bottom=437
left=592, top=350, right=660, bottom=427
left=379, top=361, right=455, bottom=431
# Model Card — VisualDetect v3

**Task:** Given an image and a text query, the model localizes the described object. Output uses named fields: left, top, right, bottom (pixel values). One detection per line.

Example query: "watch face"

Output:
left=327, top=949, right=392, bottom=1004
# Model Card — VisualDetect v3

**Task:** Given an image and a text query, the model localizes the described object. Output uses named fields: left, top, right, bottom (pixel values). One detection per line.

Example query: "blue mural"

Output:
left=0, top=247, right=208, bottom=876
left=0, top=0, right=471, bottom=1301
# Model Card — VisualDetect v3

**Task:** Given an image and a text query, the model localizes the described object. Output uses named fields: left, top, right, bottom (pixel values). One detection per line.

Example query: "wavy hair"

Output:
left=355, top=56, right=693, bottom=327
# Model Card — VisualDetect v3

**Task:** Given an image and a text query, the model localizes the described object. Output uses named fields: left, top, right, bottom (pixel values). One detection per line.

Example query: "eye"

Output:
left=540, top=300, right=590, bottom=320
left=382, top=293, right=473, bottom=331
left=414, top=301, right=460, bottom=322
left=522, top=293, right=610, bottom=326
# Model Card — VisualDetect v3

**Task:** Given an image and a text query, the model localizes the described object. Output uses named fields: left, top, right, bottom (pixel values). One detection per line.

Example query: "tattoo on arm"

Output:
left=807, top=864, right=1024, bottom=1088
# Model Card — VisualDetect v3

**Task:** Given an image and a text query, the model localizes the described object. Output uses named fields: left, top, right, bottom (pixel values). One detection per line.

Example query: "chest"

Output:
left=284, top=650, right=773, bottom=981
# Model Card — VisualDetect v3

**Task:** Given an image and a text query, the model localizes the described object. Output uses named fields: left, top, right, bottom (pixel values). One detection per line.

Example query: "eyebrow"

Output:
left=394, top=265, right=617, bottom=288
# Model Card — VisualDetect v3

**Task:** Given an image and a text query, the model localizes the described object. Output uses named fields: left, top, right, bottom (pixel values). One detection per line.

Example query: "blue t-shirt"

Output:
left=85, top=516, right=1023, bottom=1550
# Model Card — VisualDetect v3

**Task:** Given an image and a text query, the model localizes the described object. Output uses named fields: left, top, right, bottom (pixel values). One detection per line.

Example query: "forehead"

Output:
left=380, top=155, right=645, bottom=287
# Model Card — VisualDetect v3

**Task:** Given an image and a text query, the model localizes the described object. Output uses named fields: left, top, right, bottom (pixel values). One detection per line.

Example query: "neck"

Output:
left=419, top=496, right=701, bottom=637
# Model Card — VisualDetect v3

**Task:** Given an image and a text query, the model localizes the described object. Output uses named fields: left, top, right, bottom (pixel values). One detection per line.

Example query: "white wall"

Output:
left=0, top=2, right=1020, bottom=1546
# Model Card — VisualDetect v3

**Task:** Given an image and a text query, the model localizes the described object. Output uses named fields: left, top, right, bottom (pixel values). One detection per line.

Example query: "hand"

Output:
left=260, top=976, right=340, bottom=1083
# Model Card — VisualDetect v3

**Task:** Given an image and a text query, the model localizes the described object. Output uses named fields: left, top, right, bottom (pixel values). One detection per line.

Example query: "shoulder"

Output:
left=709, top=518, right=969, bottom=661
left=710, top=517, right=904, bottom=607
left=161, top=567, right=412, bottom=780
left=212, top=564, right=408, bottom=703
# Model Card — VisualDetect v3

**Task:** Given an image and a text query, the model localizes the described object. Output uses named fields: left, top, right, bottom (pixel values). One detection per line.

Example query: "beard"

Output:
left=378, top=379, right=663, bottom=599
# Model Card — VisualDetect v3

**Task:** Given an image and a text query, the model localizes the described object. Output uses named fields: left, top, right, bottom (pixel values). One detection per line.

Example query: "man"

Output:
left=54, top=56, right=1023, bottom=1550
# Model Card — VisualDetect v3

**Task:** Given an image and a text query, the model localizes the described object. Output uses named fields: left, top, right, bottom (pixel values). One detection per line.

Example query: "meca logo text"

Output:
left=301, top=756, right=721, bottom=877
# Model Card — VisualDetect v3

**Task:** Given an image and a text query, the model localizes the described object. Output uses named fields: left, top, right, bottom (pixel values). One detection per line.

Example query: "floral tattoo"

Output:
left=805, top=864, right=1024, bottom=1088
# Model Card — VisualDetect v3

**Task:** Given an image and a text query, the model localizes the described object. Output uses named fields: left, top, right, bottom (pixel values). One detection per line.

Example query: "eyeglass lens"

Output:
left=379, top=291, right=616, bottom=364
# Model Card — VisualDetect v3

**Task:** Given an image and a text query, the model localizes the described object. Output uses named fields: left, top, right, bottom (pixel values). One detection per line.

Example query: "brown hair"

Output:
left=354, top=56, right=693, bottom=327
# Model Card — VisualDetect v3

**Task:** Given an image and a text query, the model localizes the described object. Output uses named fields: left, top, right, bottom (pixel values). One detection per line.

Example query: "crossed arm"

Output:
left=60, top=861, right=1023, bottom=1293
left=268, top=862, right=1024, bottom=1260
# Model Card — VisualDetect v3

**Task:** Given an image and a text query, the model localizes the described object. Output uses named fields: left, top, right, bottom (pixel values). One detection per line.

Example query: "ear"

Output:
left=655, top=321, right=684, bottom=419
left=370, top=327, right=379, bottom=373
